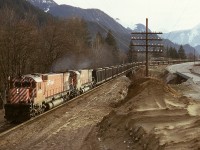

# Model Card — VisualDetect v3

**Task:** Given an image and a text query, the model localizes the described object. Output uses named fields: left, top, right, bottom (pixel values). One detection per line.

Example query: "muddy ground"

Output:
left=0, top=109, right=5, bottom=127
left=1, top=66, right=200, bottom=150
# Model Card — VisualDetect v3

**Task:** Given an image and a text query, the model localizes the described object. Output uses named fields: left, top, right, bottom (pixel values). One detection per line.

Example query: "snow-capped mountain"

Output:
left=130, top=24, right=197, bottom=54
left=163, top=24, right=200, bottom=47
left=131, top=23, right=151, bottom=32
left=27, top=0, right=58, bottom=12
left=25, top=0, right=198, bottom=54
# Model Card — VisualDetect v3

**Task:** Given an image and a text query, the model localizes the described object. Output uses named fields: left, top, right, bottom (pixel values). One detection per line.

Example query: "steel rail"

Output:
left=0, top=60, right=192, bottom=137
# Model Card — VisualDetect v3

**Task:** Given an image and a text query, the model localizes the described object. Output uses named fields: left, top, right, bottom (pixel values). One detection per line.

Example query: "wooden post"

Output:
left=146, top=18, right=149, bottom=77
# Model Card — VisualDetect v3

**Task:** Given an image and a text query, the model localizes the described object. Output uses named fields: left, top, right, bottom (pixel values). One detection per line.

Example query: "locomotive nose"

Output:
left=9, top=88, right=30, bottom=104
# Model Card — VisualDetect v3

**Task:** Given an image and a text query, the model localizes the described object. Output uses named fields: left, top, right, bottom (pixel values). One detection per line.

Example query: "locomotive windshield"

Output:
left=14, top=81, right=31, bottom=88
left=22, top=81, right=31, bottom=87
left=14, top=82, right=21, bottom=88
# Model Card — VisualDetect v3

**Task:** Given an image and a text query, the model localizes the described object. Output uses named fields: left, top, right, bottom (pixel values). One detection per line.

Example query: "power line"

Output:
left=131, top=18, right=163, bottom=77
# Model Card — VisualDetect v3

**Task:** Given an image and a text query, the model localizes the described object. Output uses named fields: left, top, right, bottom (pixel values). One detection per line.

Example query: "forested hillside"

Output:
left=0, top=0, right=122, bottom=107
left=0, top=0, right=52, bottom=23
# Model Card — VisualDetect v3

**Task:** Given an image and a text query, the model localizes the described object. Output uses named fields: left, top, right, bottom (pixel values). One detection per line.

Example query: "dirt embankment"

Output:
left=82, top=77, right=200, bottom=150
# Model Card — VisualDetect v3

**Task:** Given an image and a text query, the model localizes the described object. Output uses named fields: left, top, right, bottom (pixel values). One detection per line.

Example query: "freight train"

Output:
left=4, top=62, right=143, bottom=121
left=4, top=60, right=188, bottom=121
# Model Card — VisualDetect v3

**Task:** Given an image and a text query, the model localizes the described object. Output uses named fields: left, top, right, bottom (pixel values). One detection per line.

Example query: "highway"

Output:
left=166, top=62, right=200, bottom=84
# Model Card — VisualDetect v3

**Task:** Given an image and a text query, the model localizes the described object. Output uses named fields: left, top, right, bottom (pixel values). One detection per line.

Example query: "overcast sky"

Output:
left=54, top=0, right=200, bottom=32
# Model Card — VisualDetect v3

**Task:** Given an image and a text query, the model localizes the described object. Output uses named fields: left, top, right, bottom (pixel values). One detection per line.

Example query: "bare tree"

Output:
left=37, top=19, right=71, bottom=72
left=0, top=8, right=39, bottom=106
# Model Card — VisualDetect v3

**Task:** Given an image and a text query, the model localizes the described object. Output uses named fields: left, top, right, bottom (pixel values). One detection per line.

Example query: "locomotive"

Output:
left=4, top=62, right=138, bottom=121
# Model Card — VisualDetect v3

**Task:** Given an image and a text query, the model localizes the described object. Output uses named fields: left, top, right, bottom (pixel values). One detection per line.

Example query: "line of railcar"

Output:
left=4, top=60, right=189, bottom=121
left=4, top=62, right=143, bottom=121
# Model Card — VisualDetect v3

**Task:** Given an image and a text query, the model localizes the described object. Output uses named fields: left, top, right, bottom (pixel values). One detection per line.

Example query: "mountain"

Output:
left=49, top=5, right=128, bottom=34
left=27, top=0, right=57, bottom=12
left=163, top=24, right=200, bottom=48
left=48, top=5, right=198, bottom=54
left=24, top=1, right=160, bottom=51
left=131, top=23, right=150, bottom=32
left=130, top=24, right=196, bottom=54
left=195, top=45, right=200, bottom=54
left=0, top=0, right=53, bottom=24
left=25, top=0, right=198, bottom=54
left=163, top=39, right=196, bottom=54
left=48, top=4, right=131, bottom=51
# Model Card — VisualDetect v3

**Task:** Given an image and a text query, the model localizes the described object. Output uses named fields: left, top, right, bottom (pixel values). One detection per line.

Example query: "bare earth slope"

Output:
left=83, top=77, right=200, bottom=150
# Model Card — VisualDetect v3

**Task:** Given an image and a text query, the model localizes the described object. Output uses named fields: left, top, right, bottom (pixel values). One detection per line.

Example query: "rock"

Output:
left=129, top=132, right=133, bottom=136
left=143, top=143, right=147, bottom=149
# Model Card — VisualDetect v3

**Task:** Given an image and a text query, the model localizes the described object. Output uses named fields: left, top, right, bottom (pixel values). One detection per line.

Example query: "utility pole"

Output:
left=146, top=18, right=148, bottom=77
left=194, top=48, right=195, bottom=65
left=131, top=18, right=163, bottom=77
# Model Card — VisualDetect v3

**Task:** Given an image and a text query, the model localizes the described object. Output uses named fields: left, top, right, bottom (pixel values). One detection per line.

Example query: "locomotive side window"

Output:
left=15, top=82, right=21, bottom=88
left=22, top=81, right=31, bottom=87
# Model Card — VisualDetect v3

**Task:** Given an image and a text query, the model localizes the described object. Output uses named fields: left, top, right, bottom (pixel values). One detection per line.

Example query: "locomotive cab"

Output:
left=8, top=80, right=36, bottom=104
left=4, top=76, right=37, bottom=121
left=68, top=70, right=94, bottom=95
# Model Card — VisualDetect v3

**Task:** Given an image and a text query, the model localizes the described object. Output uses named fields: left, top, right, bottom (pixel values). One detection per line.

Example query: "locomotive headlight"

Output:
left=17, top=89, right=19, bottom=94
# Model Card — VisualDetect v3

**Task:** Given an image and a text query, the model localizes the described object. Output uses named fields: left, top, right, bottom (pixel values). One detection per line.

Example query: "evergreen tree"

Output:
left=105, top=30, right=117, bottom=48
left=105, top=30, right=119, bottom=64
left=127, top=40, right=137, bottom=63
left=92, top=32, right=106, bottom=67
left=178, top=45, right=186, bottom=59
left=152, top=47, right=162, bottom=58
left=165, top=46, right=170, bottom=58
left=168, top=47, right=178, bottom=59
left=92, top=32, right=104, bottom=52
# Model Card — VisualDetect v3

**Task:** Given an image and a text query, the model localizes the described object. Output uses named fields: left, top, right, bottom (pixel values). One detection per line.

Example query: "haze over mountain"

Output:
left=163, top=24, right=200, bottom=48
left=131, top=24, right=196, bottom=55
left=27, top=0, right=57, bottom=12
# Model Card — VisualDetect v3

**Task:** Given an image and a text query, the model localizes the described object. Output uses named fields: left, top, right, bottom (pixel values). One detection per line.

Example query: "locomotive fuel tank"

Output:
left=46, top=98, right=64, bottom=110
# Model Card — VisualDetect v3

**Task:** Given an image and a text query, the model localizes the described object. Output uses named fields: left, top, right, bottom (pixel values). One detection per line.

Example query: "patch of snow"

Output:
left=189, top=29, right=198, bottom=43
left=45, top=8, right=50, bottom=12
left=180, top=33, right=185, bottom=43
left=131, top=24, right=137, bottom=30
left=115, top=18, right=127, bottom=28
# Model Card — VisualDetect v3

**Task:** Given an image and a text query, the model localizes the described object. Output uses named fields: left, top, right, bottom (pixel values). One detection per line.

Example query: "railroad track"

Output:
left=0, top=72, right=127, bottom=137
left=0, top=61, right=190, bottom=137
left=0, top=120, right=17, bottom=133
